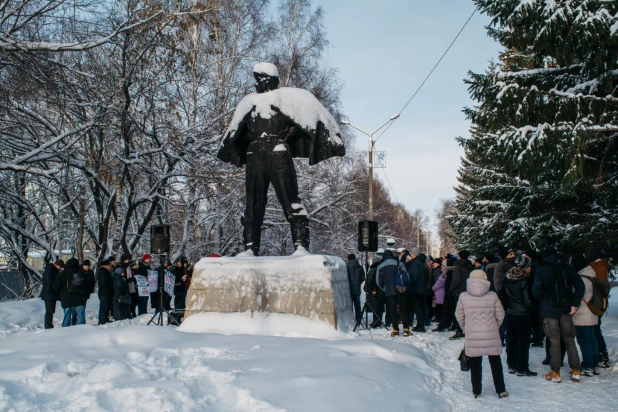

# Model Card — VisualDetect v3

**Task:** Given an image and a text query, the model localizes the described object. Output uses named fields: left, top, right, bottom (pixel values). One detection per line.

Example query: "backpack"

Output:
left=66, top=271, right=84, bottom=294
left=581, top=275, right=610, bottom=317
left=395, top=263, right=410, bottom=293
left=548, top=267, right=572, bottom=309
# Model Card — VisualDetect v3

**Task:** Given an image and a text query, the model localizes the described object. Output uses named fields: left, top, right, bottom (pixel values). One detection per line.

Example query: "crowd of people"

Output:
left=347, top=245, right=612, bottom=398
left=39, top=254, right=194, bottom=327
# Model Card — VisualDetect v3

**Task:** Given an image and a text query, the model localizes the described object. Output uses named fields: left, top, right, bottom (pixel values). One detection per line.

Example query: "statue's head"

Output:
left=253, top=63, right=279, bottom=93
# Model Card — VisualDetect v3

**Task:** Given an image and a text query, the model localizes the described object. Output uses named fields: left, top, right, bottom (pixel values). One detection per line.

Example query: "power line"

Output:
left=373, top=6, right=478, bottom=144
left=381, top=167, right=400, bottom=205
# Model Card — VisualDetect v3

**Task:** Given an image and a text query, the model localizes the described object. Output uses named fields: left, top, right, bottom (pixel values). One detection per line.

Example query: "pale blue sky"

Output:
left=319, top=0, right=501, bottom=230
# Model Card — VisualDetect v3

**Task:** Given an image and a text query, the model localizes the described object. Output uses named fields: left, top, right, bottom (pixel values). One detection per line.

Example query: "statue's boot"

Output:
left=290, top=217, right=310, bottom=251
left=242, top=221, right=261, bottom=256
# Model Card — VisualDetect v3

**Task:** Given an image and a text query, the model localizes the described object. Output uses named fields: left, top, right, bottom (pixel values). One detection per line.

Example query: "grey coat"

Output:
left=377, top=251, right=407, bottom=297
left=494, top=259, right=514, bottom=293
left=456, top=278, right=505, bottom=357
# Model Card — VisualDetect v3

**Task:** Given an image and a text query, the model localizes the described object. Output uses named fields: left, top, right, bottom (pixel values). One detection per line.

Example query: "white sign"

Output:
left=164, top=270, right=175, bottom=296
left=136, top=275, right=149, bottom=297
left=147, top=270, right=158, bottom=293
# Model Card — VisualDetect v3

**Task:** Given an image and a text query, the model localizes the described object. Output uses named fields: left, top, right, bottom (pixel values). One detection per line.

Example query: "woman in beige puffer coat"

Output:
left=572, top=255, right=599, bottom=375
left=456, top=270, right=507, bottom=398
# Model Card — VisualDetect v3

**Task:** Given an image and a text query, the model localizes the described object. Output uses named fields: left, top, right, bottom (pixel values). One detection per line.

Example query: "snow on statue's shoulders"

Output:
left=225, top=87, right=343, bottom=146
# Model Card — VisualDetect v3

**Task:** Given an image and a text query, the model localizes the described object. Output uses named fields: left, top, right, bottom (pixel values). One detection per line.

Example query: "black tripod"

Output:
left=353, top=250, right=389, bottom=332
left=148, top=254, right=180, bottom=326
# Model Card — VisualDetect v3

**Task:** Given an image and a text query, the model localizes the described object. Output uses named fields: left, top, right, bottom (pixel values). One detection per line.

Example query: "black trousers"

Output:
left=596, top=318, right=607, bottom=352
left=506, top=314, right=531, bottom=372
left=469, top=355, right=506, bottom=395
left=243, top=138, right=309, bottom=253
left=438, top=295, right=456, bottom=330
left=387, top=294, right=409, bottom=331
left=407, top=291, right=425, bottom=329
left=44, top=300, right=56, bottom=329
left=433, top=304, right=444, bottom=323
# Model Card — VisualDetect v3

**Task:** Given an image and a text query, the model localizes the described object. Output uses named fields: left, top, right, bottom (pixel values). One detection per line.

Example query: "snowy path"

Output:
left=0, top=294, right=616, bottom=411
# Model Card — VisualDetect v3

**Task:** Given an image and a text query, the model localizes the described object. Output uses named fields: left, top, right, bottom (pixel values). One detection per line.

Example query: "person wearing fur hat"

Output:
left=456, top=270, right=508, bottom=399
left=449, top=250, right=473, bottom=340
left=505, top=256, right=537, bottom=376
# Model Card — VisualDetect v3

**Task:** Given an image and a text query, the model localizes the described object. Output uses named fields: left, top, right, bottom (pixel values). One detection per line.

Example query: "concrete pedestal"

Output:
left=184, top=251, right=354, bottom=331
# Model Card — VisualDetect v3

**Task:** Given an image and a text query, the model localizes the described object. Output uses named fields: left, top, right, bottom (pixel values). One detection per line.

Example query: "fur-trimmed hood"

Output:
left=507, top=266, right=530, bottom=280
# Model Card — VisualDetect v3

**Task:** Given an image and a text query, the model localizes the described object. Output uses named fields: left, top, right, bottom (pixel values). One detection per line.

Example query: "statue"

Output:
left=217, top=63, right=345, bottom=256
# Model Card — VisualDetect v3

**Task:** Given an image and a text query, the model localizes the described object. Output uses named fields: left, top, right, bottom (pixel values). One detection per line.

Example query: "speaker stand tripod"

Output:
left=353, top=250, right=389, bottom=332
left=148, top=254, right=180, bottom=326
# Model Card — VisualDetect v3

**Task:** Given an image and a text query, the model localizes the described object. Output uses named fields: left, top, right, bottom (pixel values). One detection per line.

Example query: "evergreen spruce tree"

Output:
left=451, top=0, right=618, bottom=261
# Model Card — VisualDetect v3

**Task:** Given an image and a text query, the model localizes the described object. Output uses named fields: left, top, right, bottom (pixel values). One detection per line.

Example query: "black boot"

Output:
left=290, top=217, right=310, bottom=251
left=600, top=350, right=611, bottom=368
left=242, top=218, right=261, bottom=256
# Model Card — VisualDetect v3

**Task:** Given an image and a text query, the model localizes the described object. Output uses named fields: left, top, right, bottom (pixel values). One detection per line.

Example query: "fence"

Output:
left=0, top=271, right=27, bottom=301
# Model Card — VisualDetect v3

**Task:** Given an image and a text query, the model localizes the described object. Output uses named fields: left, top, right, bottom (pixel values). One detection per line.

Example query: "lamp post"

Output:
left=341, top=114, right=399, bottom=221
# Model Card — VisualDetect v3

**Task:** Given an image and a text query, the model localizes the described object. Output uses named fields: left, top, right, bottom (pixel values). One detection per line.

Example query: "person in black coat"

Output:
left=346, top=254, right=366, bottom=322
left=71, top=259, right=95, bottom=326
left=135, top=254, right=151, bottom=316
left=52, top=258, right=92, bottom=327
left=448, top=251, right=473, bottom=339
left=173, top=257, right=189, bottom=310
left=40, top=259, right=64, bottom=329
left=406, top=248, right=426, bottom=332
left=97, top=260, right=114, bottom=325
left=505, top=257, right=537, bottom=376
left=128, top=261, right=139, bottom=318
left=112, top=266, right=131, bottom=321
left=365, top=256, right=386, bottom=328
left=532, top=247, right=585, bottom=382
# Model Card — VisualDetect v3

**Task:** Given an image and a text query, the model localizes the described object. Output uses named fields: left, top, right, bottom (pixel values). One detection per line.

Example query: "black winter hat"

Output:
left=498, top=246, right=510, bottom=259
left=347, top=254, right=356, bottom=261
left=100, top=259, right=111, bottom=266
left=82, top=259, right=91, bottom=266
left=458, top=250, right=471, bottom=260
left=571, top=255, right=587, bottom=272
left=524, top=250, right=539, bottom=261
left=64, top=258, right=80, bottom=270
left=584, top=246, right=603, bottom=263
left=543, top=247, right=558, bottom=259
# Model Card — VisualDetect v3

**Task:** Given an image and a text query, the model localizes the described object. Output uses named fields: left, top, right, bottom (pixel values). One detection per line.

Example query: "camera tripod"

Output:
left=353, top=250, right=389, bottom=332
left=147, top=254, right=180, bottom=326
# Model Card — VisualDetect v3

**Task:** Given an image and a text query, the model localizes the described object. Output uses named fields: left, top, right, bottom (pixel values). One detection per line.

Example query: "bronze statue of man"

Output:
left=217, top=63, right=345, bottom=256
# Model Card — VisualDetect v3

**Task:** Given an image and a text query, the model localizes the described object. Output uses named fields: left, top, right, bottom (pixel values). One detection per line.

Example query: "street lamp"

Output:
left=341, top=114, right=400, bottom=221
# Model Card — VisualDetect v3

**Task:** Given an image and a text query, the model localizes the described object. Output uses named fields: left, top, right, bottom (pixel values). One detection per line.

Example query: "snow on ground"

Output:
left=0, top=292, right=617, bottom=411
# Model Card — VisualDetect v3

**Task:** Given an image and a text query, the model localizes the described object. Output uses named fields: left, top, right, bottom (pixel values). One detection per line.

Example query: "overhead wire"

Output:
left=373, top=6, right=478, bottom=144
left=380, top=167, right=400, bottom=205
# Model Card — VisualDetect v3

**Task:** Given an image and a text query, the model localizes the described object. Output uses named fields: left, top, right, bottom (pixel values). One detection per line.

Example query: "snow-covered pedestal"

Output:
left=185, top=250, right=354, bottom=331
